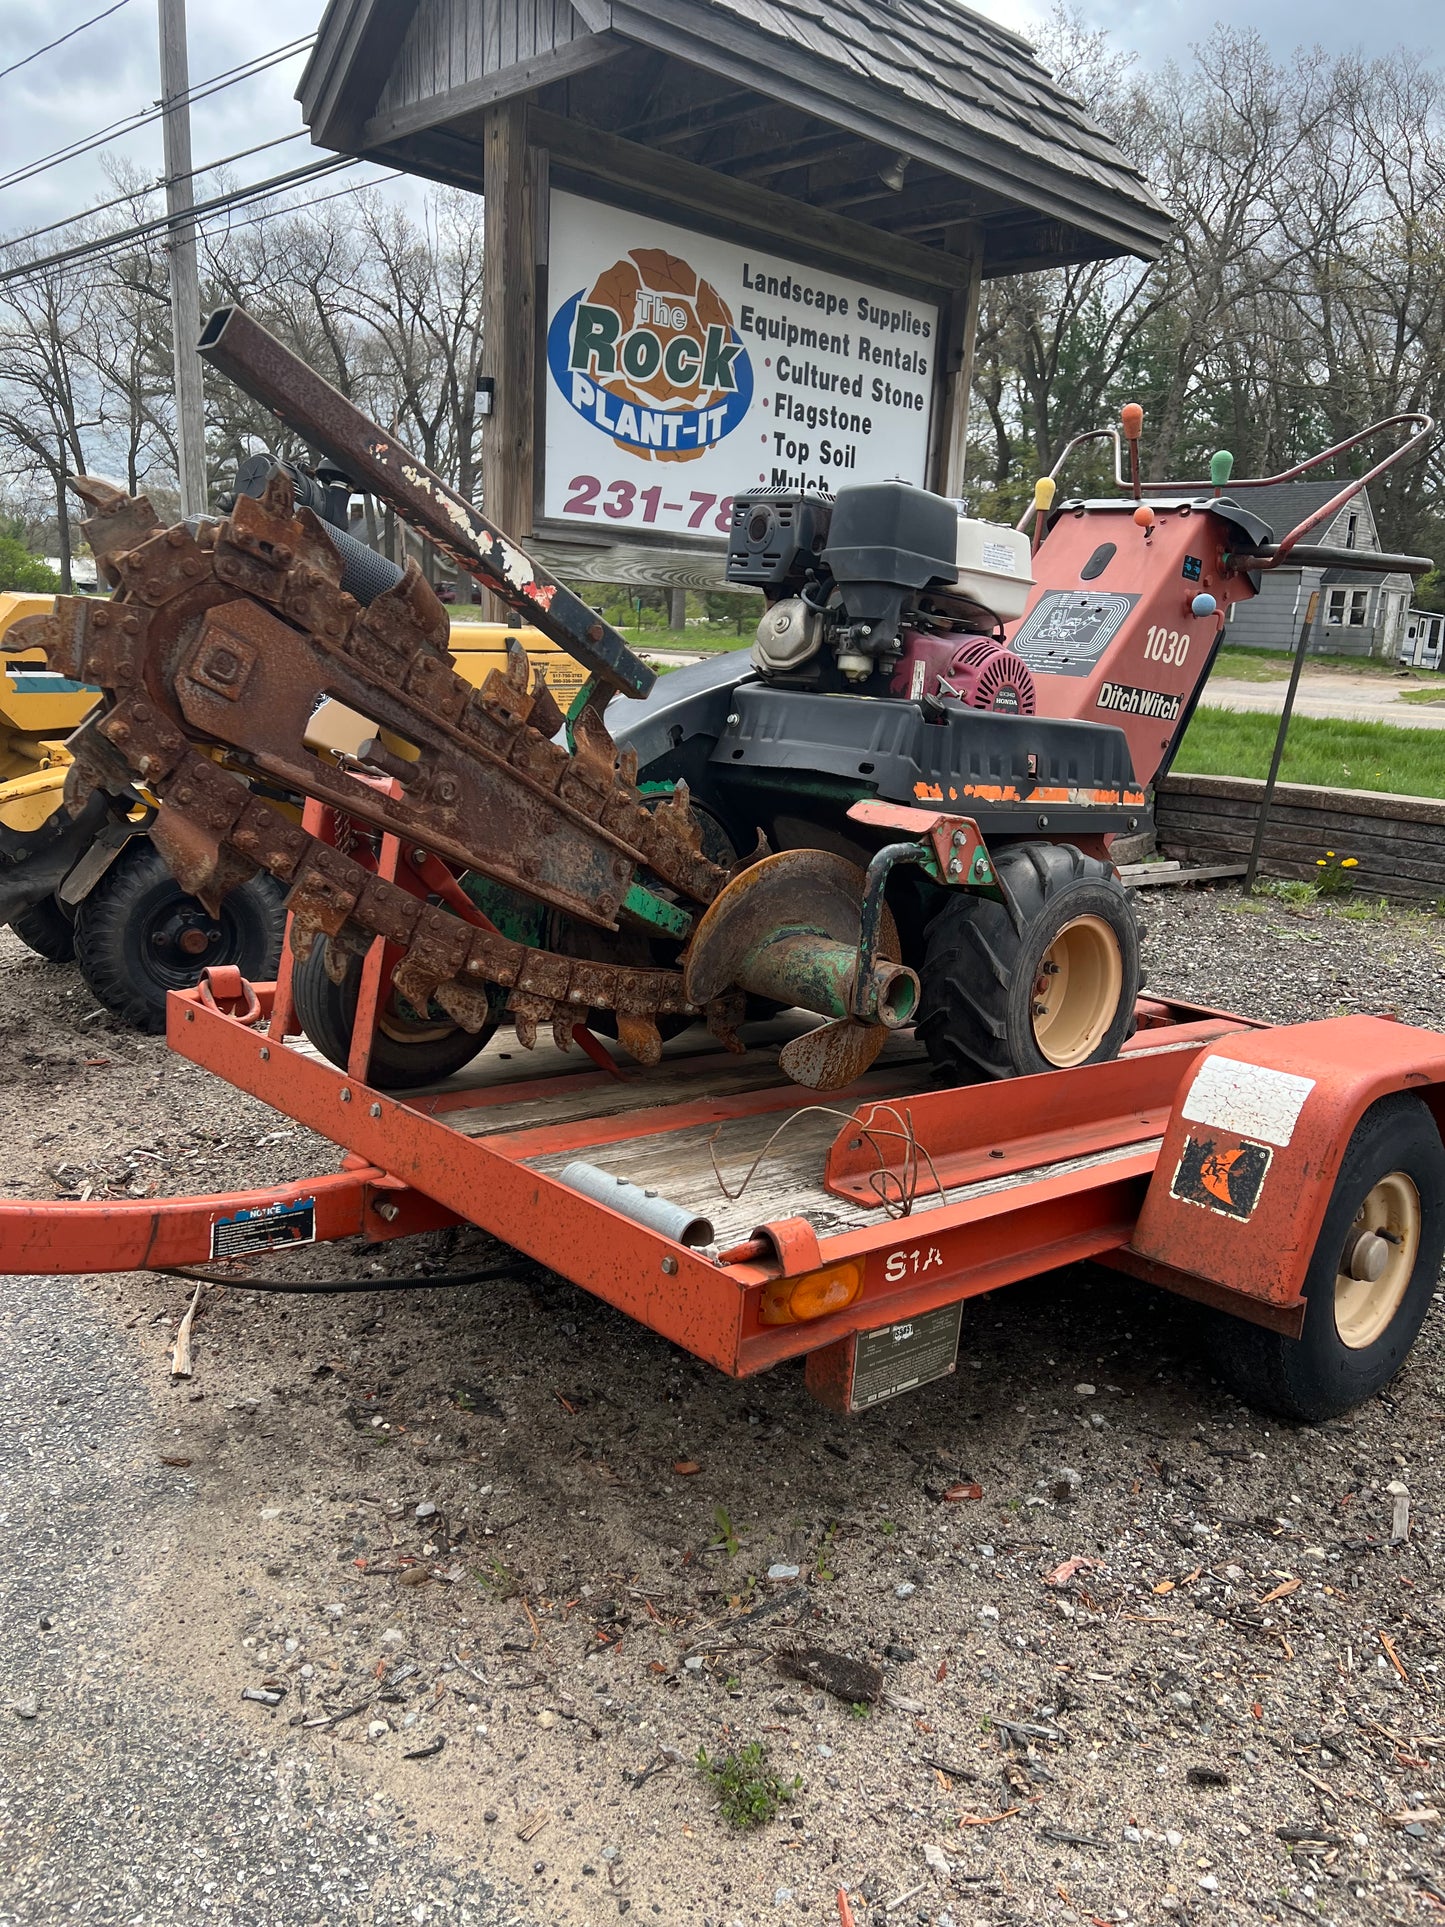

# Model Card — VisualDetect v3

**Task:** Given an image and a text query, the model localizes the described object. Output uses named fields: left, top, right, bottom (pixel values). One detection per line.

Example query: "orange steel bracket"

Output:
left=847, top=799, right=986, bottom=878
left=1120, top=1015, right=1445, bottom=1313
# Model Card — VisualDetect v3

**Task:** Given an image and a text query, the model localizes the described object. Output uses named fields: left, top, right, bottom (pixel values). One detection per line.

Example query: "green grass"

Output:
left=448, top=607, right=748, bottom=655
left=1397, top=686, right=1445, bottom=705
left=1210, top=645, right=1436, bottom=684
left=1174, top=706, right=1445, bottom=799
left=696, top=1742, right=801, bottom=1829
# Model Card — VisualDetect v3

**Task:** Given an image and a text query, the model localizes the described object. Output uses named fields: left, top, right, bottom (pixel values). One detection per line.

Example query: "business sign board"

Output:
left=544, top=190, right=939, bottom=539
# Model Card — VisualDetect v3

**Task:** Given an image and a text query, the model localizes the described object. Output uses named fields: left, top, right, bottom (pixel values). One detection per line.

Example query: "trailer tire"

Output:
left=10, top=894, right=77, bottom=964
left=916, top=842, right=1140, bottom=1084
left=74, top=839, right=285, bottom=1032
left=1209, top=1094, right=1445, bottom=1421
left=292, top=935, right=499, bottom=1089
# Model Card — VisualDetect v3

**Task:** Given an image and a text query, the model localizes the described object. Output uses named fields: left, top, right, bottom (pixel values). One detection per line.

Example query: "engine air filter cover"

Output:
left=726, top=490, right=833, bottom=592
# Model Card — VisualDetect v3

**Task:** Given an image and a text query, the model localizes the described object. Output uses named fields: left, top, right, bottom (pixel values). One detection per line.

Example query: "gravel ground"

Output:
left=2, top=888, right=1444, bottom=1927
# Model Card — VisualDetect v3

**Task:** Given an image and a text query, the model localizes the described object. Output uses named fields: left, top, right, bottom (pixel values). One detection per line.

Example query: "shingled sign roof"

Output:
left=301, top=0, right=1171, bottom=279
left=694, top=0, right=1163, bottom=232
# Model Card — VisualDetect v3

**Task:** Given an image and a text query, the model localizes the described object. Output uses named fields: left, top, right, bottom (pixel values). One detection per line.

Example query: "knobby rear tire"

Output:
left=915, top=841, right=1141, bottom=1084
left=73, top=840, right=285, bottom=1033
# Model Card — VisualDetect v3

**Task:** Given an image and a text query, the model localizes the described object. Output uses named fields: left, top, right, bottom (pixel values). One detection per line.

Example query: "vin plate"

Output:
left=850, top=1302, right=963, bottom=1411
left=210, top=1197, right=316, bottom=1261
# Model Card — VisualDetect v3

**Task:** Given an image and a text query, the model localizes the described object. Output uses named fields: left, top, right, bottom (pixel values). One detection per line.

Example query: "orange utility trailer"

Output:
left=6, top=961, right=1444, bottom=1425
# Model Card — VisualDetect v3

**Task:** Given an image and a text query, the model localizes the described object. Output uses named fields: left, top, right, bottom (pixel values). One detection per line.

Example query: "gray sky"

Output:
left=0, top=0, right=1441, bottom=251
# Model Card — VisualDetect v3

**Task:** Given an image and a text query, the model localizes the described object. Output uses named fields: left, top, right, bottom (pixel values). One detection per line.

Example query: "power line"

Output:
left=0, top=34, right=315, bottom=196
left=0, top=0, right=131, bottom=87
left=19, top=166, right=403, bottom=300
left=0, top=156, right=359, bottom=290
left=1, top=131, right=310, bottom=256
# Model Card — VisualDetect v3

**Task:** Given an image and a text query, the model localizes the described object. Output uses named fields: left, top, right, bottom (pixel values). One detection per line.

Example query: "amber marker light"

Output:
left=758, top=1261, right=864, bottom=1326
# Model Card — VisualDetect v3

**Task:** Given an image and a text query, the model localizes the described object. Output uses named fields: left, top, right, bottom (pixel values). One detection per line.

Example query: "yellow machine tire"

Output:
left=73, top=840, right=285, bottom=1032
left=9, top=894, right=76, bottom=964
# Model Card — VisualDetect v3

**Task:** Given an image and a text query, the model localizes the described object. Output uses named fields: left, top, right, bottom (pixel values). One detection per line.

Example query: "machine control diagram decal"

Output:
left=1182, top=1056, right=1315, bottom=1147
left=1170, top=1136, right=1272, bottom=1221
left=1009, top=590, right=1140, bottom=677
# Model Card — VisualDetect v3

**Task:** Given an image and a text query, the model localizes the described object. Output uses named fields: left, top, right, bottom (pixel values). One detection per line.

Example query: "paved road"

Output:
left=0, top=1272, right=530, bottom=1927
left=1201, top=671, right=1445, bottom=728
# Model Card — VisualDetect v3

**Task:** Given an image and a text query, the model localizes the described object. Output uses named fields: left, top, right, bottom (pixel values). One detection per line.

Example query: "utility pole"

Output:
left=158, top=0, right=207, bottom=516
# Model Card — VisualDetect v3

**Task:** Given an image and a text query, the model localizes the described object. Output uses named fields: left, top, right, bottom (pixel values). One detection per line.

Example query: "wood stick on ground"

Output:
left=169, top=1282, right=205, bottom=1378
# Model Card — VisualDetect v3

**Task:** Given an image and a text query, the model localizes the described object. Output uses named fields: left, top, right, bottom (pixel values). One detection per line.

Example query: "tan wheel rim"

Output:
left=1334, top=1171, right=1419, bottom=1349
left=379, top=997, right=462, bottom=1047
left=1030, top=914, right=1124, bottom=1068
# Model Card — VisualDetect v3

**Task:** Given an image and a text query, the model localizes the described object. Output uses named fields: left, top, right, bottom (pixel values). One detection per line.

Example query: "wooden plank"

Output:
left=449, top=0, right=468, bottom=89
left=1159, top=772, right=1445, bottom=827
left=1158, top=804, right=1445, bottom=857
left=364, top=35, right=620, bottom=146
left=1120, top=863, right=1247, bottom=888
left=305, top=0, right=422, bottom=150
left=529, top=106, right=976, bottom=291
left=444, top=1028, right=927, bottom=1138
left=525, top=1113, right=1162, bottom=1249
left=529, top=530, right=744, bottom=587
left=929, top=224, right=982, bottom=497
left=1155, top=806, right=1445, bottom=874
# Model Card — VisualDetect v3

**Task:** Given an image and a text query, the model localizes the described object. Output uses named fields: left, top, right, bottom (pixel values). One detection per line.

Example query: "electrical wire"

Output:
left=151, top=1258, right=539, bottom=1295
left=0, top=154, right=359, bottom=288
left=0, top=34, right=315, bottom=195
left=0, top=163, right=408, bottom=298
left=0, top=0, right=131, bottom=88
left=1, top=130, right=310, bottom=256
left=1, top=164, right=408, bottom=296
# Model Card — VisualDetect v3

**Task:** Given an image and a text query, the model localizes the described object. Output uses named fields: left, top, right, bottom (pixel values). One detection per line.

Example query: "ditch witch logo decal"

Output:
left=548, top=248, right=753, bottom=463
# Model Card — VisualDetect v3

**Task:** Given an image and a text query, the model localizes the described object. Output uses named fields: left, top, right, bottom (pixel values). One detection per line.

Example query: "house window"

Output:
left=1325, top=588, right=1370, bottom=626
left=1345, top=512, right=1358, bottom=549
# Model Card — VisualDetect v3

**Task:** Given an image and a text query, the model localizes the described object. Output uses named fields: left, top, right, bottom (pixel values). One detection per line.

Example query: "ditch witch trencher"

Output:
left=3, top=309, right=1440, bottom=1425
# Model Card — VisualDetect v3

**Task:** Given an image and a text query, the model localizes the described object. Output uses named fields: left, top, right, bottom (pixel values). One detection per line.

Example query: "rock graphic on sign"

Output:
left=555, top=247, right=751, bottom=464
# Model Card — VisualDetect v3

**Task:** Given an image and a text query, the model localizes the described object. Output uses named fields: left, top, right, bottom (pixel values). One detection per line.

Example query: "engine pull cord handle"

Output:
left=1028, top=476, right=1056, bottom=553
left=1120, top=403, right=1144, bottom=500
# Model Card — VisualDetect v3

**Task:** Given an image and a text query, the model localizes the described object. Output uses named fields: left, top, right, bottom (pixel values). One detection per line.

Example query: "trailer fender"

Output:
left=1124, top=1015, right=1445, bottom=1313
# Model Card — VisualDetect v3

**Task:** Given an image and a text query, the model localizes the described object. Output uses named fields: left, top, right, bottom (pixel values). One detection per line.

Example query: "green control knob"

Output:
left=1209, top=449, right=1235, bottom=488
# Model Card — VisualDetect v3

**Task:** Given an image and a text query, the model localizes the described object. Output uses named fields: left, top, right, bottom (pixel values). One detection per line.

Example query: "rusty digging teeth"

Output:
left=17, top=471, right=737, bottom=1067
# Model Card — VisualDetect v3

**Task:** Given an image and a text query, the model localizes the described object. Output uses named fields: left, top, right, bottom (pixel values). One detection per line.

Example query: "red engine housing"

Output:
left=889, top=631, right=1037, bottom=714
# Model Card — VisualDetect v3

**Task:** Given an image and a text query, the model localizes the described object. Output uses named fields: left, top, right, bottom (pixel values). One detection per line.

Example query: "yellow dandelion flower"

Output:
left=1341, top=858, right=1358, bottom=868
